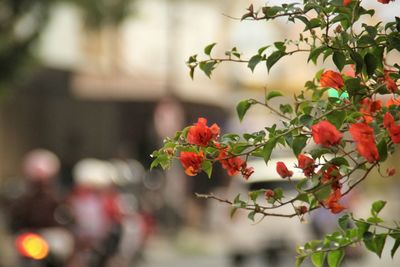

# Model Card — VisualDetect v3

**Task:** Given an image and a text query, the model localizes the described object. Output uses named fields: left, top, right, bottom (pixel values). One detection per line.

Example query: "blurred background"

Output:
left=0, top=0, right=399, bottom=266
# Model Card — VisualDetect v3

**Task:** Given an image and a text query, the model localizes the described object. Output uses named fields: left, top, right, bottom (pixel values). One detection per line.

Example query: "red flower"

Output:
left=378, top=0, right=393, bottom=4
left=343, top=0, right=352, bottom=6
left=321, top=165, right=342, bottom=190
left=276, top=161, right=293, bottom=178
left=265, top=189, right=275, bottom=199
left=179, top=151, right=205, bottom=176
left=320, top=70, right=344, bottom=89
left=359, top=98, right=382, bottom=123
left=384, top=112, right=395, bottom=129
left=297, top=206, right=308, bottom=215
left=383, top=112, right=400, bottom=143
left=344, top=65, right=356, bottom=78
left=386, top=97, right=400, bottom=107
left=325, top=189, right=346, bottom=214
left=387, top=168, right=396, bottom=176
left=241, top=164, right=254, bottom=180
left=349, top=123, right=379, bottom=163
left=298, top=154, right=315, bottom=177
left=187, top=118, right=220, bottom=146
left=311, top=120, right=343, bottom=147
left=384, top=71, right=398, bottom=93
left=218, top=148, right=254, bottom=180
left=388, top=125, right=400, bottom=144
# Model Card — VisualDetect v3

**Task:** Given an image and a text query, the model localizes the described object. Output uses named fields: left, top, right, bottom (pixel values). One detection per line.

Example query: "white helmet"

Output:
left=23, top=149, right=60, bottom=181
left=73, top=158, right=116, bottom=188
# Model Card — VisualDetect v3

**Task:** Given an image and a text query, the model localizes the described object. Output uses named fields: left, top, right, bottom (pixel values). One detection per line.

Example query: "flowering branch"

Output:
left=152, top=0, right=400, bottom=266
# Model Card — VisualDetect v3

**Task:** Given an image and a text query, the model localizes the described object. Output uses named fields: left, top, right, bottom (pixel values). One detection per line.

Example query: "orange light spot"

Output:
left=16, top=233, right=49, bottom=260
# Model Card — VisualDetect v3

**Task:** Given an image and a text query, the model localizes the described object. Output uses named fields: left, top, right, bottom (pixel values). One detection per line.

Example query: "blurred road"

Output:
left=138, top=234, right=400, bottom=267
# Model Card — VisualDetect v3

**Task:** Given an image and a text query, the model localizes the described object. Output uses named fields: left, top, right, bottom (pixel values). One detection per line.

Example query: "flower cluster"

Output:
left=153, top=0, right=400, bottom=263
left=179, top=118, right=254, bottom=180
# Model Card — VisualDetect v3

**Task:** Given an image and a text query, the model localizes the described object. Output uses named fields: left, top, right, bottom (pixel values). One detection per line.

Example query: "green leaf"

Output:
left=249, top=189, right=263, bottom=202
left=311, top=251, right=325, bottom=267
left=201, top=160, right=212, bottom=178
left=280, top=104, right=293, bottom=114
left=388, top=33, right=400, bottom=52
left=262, top=138, right=277, bottom=164
left=296, top=192, right=310, bottom=203
left=327, top=250, right=344, bottom=267
left=230, top=207, right=238, bottom=218
left=364, top=233, right=387, bottom=258
left=308, top=45, right=328, bottom=64
left=292, top=135, right=308, bottom=157
left=356, top=221, right=370, bottom=238
left=304, top=18, right=321, bottom=31
left=364, top=53, right=378, bottom=77
left=274, top=42, right=286, bottom=52
left=204, top=43, right=217, bottom=56
left=248, top=211, right=256, bottom=221
left=371, top=200, right=386, bottom=216
left=332, top=51, right=346, bottom=71
left=267, top=51, right=286, bottom=71
left=330, top=157, right=349, bottom=167
left=189, top=66, right=196, bottom=79
left=315, top=185, right=332, bottom=202
left=248, top=55, right=262, bottom=72
left=309, top=148, right=331, bottom=159
left=258, top=45, right=270, bottom=54
left=236, top=100, right=252, bottom=122
left=296, top=256, right=306, bottom=267
left=338, top=214, right=350, bottom=230
left=266, top=90, right=283, bottom=101
left=344, top=77, right=362, bottom=97
left=300, top=114, right=313, bottom=127
left=377, top=140, right=388, bottom=162
left=273, top=187, right=284, bottom=200
left=199, top=61, right=217, bottom=78
left=391, top=238, right=400, bottom=258
left=367, top=216, right=384, bottom=224
left=327, top=110, right=346, bottom=129
left=396, top=16, right=400, bottom=32
left=349, top=51, right=364, bottom=74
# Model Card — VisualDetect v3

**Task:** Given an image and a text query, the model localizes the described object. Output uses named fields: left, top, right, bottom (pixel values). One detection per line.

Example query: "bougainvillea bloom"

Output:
left=349, top=123, right=379, bottom=163
left=218, top=149, right=243, bottom=175
left=179, top=151, right=205, bottom=176
left=320, top=165, right=342, bottom=190
left=218, top=148, right=254, bottom=180
left=343, top=0, right=352, bottom=6
left=311, top=120, right=343, bottom=147
left=187, top=118, right=220, bottom=147
left=383, top=112, right=400, bottom=143
left=276, top=161, right=293, bottom=178
left=384, top=71, right=398, bottom=93
left=298, top=154, right=315, bottom=177
left=325, top=189, right=346, bottom=214
left=387, top=168, right=396, bottom=176
left=320, top=70, right=344, bottom=89
left=359, top=98, right=382, bottom=123
left=378, top=0, right=393, bottom=4
left=298, top=206, right=308, bottom=215
left=241, top=164, right=254, bottom=180
left=388, top=125, right=400, bottom=143
left=265, top=189, right=275, bottom=199
left=384, top=112, right=395, bottom=129
left=386, top=97, right=400, bottom=107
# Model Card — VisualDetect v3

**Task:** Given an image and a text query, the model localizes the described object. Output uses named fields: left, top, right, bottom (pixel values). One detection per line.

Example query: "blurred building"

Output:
left=0, top=0, right=399, bottom=182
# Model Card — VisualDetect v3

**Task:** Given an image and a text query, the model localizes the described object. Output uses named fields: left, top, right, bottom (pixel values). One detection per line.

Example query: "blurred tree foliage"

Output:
left=0, top=0, right=52, bottom=91
left=0, top=0, right=136, bottom=91
left=66, top=0, right=135, bottom=29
